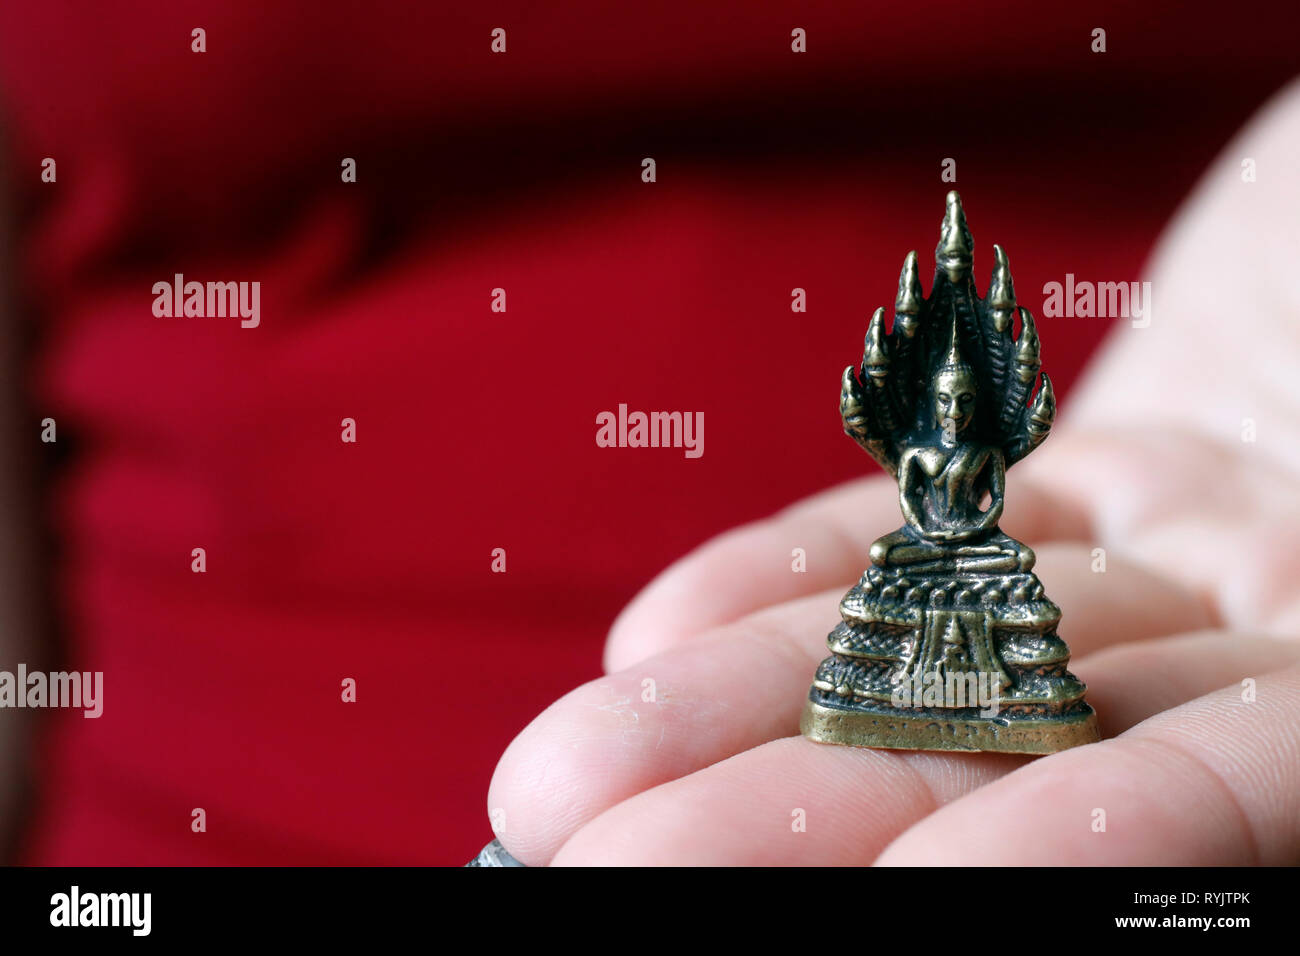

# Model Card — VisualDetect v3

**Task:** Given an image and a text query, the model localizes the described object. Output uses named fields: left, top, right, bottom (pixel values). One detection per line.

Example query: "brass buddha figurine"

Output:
left=800, top=191, right=1099, bottom=754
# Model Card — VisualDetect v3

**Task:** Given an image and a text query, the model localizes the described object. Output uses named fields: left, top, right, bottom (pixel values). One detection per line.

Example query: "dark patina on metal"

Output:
left=801, top=192, right=1099, bottom=755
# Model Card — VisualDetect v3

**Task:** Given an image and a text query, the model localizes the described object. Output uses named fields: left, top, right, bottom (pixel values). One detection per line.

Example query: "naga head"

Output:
left=935, top=190, right=974, bottom=283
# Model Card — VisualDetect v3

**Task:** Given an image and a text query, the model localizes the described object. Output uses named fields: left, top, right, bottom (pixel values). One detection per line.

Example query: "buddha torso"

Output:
left=900, top=438, right=994, bottom=532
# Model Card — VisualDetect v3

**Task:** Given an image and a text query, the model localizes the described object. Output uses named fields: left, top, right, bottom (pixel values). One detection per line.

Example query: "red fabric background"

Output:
left=0, top=2, right=1294, bottom=863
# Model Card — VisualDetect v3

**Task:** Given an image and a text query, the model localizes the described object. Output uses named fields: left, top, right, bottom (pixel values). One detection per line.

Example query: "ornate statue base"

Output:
left=801, top=559, right=1099, bottom=754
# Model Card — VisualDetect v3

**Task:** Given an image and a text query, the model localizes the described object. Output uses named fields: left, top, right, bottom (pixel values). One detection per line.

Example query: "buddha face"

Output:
left=934, top=366, right=976, bottom=435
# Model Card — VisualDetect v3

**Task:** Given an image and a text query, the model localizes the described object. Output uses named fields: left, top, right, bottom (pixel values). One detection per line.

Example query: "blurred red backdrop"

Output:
left=0, top=1, right=1295, bottom=863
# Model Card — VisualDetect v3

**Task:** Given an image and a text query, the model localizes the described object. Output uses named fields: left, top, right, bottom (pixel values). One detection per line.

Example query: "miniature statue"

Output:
left=800, top=192, right=1099, bottom=754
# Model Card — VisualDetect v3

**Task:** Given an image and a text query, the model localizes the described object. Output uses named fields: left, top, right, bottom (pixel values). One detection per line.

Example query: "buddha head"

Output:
left=933, top=364, right=977, bottom=436
left=933, top=312, right=976, bottom=436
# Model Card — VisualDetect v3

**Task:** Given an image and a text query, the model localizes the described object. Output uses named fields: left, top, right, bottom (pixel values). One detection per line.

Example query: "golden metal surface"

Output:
left=803, top=192, right=1097, bottom=755
left=801, top=699, right=1100, bottom=755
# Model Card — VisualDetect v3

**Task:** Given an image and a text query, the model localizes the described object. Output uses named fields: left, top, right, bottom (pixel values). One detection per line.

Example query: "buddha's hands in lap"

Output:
left=923, top=526, right=971, bottom=544
left=487, top=80, right=1300, bottom=865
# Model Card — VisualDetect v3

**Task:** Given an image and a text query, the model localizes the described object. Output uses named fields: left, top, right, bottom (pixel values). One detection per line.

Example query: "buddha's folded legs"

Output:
left=870, top=527, right=1035, bottom=572
left=985, top=530, right=1036, bottom=572
left=868, top=528, right=929, bottom=567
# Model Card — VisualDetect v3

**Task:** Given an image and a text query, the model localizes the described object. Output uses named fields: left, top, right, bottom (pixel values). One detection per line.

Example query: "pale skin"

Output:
left=488, top=79, right=1300, bottom=865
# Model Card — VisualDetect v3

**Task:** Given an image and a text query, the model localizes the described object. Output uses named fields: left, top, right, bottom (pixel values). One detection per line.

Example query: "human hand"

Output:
left=486, top=80, right=1300, bottom=866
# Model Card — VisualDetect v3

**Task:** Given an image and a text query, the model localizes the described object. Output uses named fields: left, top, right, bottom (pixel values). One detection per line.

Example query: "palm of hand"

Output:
left=487, top=82, right=1300, bottom=865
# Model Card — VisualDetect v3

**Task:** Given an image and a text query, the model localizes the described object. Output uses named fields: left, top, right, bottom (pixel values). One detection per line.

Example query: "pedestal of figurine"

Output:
left=801, top=562, right=1099, bottom=754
